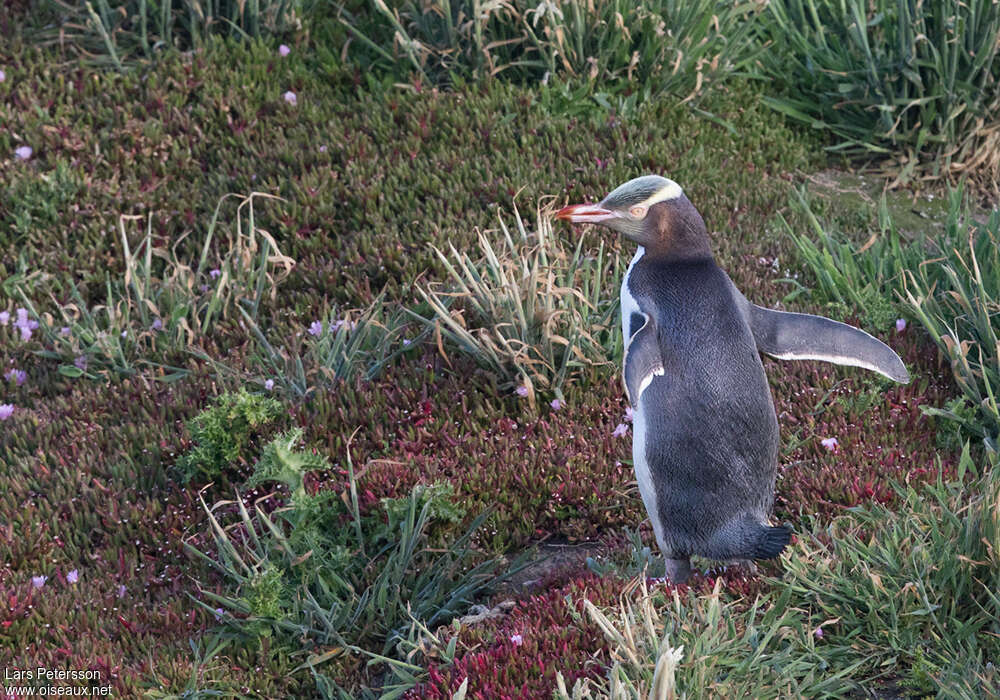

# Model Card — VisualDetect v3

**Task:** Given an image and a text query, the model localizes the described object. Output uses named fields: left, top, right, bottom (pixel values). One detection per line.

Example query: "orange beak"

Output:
left=555, top=203, right=619, bottom=225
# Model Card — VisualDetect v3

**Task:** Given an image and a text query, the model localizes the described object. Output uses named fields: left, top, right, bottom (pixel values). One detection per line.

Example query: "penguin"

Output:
left=556, top=175, right=909, bottom=583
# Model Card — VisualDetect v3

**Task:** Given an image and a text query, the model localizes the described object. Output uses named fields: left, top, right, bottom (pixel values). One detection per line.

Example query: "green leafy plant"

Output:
left=185, top=429, right=520, bottom=695
left=756, top=0, right=1000, bottom=190
left=177, top=388, right=285, bottom=482
left=407, top=201, right=622, bottom=404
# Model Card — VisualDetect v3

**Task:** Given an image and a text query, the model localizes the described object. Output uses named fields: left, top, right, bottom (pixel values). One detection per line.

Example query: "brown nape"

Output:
left=644, top=198, right=714, bottom=260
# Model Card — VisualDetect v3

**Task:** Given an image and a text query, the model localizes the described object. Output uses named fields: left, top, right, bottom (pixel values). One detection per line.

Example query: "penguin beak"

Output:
left=555, top=203, right=620, bottom=225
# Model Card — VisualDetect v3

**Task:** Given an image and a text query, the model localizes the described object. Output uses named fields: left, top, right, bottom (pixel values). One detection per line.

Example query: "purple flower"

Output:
left=66, top=570, right=79, bottom=584
left=515, top=385, right=529, bottom=397
left=151, top=318, right=163, bottom=331
left=60, top=326, right=71, bottom=335
left=15, top=145, right=32, bottom=160
left=820, top=437, right=838, bottom=451
left=550, top=398, right=563, bottom=410
left=5, top=368, right=26, bottom=386
left=199, top=284, right=209, bottom=293
left=209, top=268, right=221, bottom=279
left=14, top=308, right=38, bottom=340
left=74, top=356, right=88, bottom=371
left=117, top=584, right=127, bottom=598
left=0, top=310, right=9, bottom=325
left=895, top=318, right=906, bottom=333
left=120, top=330, right=127, bottom=338
left=279, top=44, right=291, bottom=57
left=510, top=634, right=523, bottom=646
left=214, top=607, right=224, bottom=621
left=402, top=338, right=411, bottom=346
left=0, top=404, right=13, bottom=421
left=0, top=69, right=5, bottom=83
left=308, top=321, right=323, bottom=336
left=264, top=379, right=275, bottom=391
left=319, top=145, right=328, bottom=153
left=283, top=91, right=297, bottom=106
left=624, top=406, right=634, bottom=422
left=612, top=423, right=629, bottom=438
left=814, top=627, right=824, bottom=639
left=31, top=575, right=47, bottom=589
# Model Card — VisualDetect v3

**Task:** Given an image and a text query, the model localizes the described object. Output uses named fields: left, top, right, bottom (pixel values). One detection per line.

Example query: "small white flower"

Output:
left=279, top=44, right=291, bottom=57
left=510, top=634, right=523, bottom=646
left=283, top=91, right=297, bottom=106
left=15, top=145, right=32, bottom=160
left=895, top=318, right=906, bottom=333
left=820, top=437, right=838, bottom=451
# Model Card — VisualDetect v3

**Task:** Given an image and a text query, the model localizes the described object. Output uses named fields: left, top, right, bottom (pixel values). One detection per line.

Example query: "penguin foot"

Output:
left=729, top=559, right=758, bottom=578
left=664, top=557, right=691, bottom=584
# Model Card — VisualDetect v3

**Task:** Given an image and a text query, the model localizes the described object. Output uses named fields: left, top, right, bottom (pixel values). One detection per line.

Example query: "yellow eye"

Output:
left=630, top=206, right=647, bottom=219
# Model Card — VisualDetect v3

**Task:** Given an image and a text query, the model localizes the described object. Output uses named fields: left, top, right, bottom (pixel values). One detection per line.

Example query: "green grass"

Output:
left=0, top=6, right=990, bottom=697
left=341, top=0, right=762, bottom=107
left=560, top=447, right=1000, bottom=698
left=785, top=184, right=1000, bottom=451
left=408, top=202, right=622, bottom=402
left=755, top=0, right=1000, bottom=191
left=33, top=0, right=302, bottom=68
left=185, top=426, right=522, bottom=696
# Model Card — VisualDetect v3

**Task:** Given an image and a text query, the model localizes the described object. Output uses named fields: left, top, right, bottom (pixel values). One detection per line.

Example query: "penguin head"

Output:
left=556, top=175, right=710, bottom=256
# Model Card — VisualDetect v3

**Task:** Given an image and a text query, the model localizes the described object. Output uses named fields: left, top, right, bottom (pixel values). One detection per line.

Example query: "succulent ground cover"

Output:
left=2, top=3, right=999, bottom=698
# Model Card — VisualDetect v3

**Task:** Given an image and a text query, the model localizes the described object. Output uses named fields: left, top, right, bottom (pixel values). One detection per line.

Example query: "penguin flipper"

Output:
left=746, top=303, right=910, bottom=384
left=623, top=314, right=665, bottom=406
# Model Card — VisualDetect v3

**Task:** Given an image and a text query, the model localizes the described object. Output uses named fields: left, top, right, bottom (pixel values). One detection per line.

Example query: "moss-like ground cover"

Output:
left=2, top=6, right=996, bottom=697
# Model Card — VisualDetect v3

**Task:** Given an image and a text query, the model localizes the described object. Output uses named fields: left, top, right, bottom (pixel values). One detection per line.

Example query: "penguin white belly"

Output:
left=632, top=394, right=669, bottom=554
left=620, top=246, right=645, bottom=347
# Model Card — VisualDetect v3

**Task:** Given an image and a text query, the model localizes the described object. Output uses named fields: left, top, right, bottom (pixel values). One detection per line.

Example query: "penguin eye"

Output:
left=629, top=205, right=647, bottom=219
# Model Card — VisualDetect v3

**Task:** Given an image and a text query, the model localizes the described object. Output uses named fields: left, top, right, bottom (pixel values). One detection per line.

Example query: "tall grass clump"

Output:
left=756, top=0, right=1000, bottom=191
left=777, top=187, right=917, bottom=330
left=779, top=447, right=1000, bottom=696
left=562, top=448, right=1000, bottom=697
left=186, top=429, right=520, bottom=695
left=555, top=577, right=853, bottom=698
left=407, top=202, right=622, bottom=405
left=227, top=292, right=425, bottom=399
left=786, top=185, right=1000, bottom=451
left=36, top=0, right=301, bottom=68
left=343, top=0, right=762, bottom=104
left=7, top=192, right=294, bottom=380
